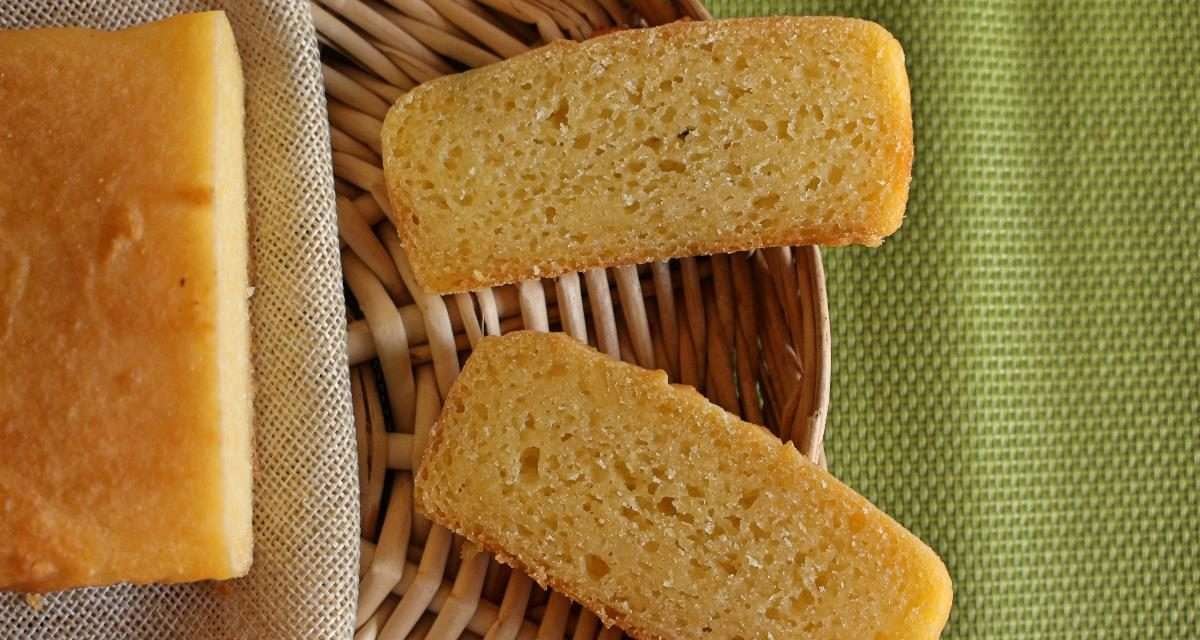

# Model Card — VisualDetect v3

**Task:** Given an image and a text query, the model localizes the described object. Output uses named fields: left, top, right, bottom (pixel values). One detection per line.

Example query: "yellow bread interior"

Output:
left=383, top=17, right=913, bottom=293
left=416, top=332, right=951, bottom=639
left=0, top=11, right=252, bottom=592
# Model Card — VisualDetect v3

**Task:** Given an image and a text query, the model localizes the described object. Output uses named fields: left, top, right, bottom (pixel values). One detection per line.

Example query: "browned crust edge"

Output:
left=396, top=223, right=893, bottom=295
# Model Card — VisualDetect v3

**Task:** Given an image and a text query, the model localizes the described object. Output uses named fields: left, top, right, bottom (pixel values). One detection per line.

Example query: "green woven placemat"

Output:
left=709, top=1, right=1199, bottom=637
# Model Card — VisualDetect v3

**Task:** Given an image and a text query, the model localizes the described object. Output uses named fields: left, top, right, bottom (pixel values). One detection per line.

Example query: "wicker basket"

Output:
left=312, top=1, right=831, bottom=637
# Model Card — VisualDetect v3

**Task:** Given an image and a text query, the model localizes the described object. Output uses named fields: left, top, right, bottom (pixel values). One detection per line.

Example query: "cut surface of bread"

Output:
left=416, top=332, right=951, bottom=639
left=383, top=17, right=912, bottom=293
left=0, top=11, right=252, bottom=592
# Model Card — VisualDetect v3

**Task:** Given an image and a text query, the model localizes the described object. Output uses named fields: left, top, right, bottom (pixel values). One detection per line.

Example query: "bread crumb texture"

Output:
left=383, top=17, right=912, bottom=293
left=416, top=332, right=950, bottom=639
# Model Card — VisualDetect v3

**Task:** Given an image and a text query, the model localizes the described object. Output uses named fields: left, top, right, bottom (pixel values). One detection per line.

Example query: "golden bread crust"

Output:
left=0, top=12, right=253, bottom=592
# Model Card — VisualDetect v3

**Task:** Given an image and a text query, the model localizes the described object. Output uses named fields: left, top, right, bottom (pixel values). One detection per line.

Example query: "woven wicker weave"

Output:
left=312, top=1, right=831, bottom=637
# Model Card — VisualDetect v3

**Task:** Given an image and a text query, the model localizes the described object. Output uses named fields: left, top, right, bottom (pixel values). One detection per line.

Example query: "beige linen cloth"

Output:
left=0, top=1, right=357, bottom=638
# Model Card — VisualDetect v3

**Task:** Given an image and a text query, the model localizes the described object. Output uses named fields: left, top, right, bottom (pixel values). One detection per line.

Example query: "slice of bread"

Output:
left=382, top=17, right=912, bottom=294
left=0, top=12, right=253, bottom=592
left=415, top=332, right=951, bottom=639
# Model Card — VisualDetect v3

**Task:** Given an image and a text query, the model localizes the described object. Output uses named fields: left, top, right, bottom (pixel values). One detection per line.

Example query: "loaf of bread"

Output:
left=382, top=17, right=912, bottom=293
left=0, top=12, right=252, bottom=591
left=416, top=332, right=951, bottom=639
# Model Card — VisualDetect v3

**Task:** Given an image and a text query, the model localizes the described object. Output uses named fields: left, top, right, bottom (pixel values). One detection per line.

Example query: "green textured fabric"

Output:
left=708, top=1, right=1199, bottom=637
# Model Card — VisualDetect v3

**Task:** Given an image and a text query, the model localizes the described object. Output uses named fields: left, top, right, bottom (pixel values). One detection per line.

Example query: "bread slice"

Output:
left=382, top=17, right=912, bottom=294
left=415, top=332, right=951, bottom=639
